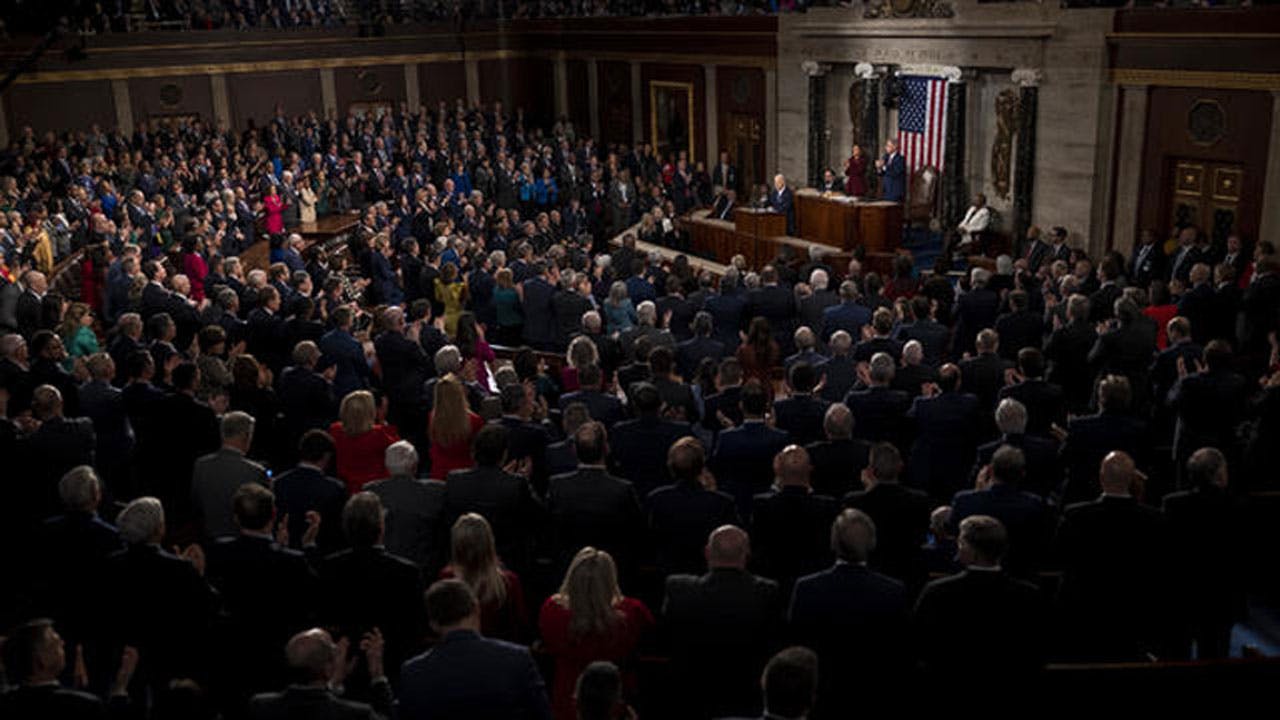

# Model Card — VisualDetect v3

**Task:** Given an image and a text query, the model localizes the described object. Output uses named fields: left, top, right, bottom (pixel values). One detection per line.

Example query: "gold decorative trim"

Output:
left=11, top=49, right=772, bottom=85
left=1110, top=68, right=1280, bottom=91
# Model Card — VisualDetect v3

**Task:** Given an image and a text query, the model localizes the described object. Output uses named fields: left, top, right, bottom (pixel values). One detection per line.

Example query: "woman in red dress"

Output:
left=845, top=143, right=868, bottom=197
left=181, top=235, right=209, bottom=302
left=263, top=184, right=286, bottom=236
left=1143, top=279, right=1178, bottom=350
left=538, top=547, right=653, bottom=720
left=427, top=374, right=484, bottom=480
left=329, top=390, right=401, bottom=494
left=439, top=513, right=527, bottom=643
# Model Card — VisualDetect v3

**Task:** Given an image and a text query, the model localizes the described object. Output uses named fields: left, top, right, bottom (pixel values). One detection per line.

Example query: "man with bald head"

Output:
left=661, top=525, right=782, bottom=719
left=1055, top=450, right=1169, bottom=660
left=750, top=445, right=839, bottom=586
left=16, top=269, right=48, bottom=339
left=768, top=173, right=795, bottom=235
left=248, top=627, right=391, bottom=719
left=892, top=339, right=940, bottom=398
left=906, top=362, right=979, bottom=501
left=789, top=508, right=908, bottom=714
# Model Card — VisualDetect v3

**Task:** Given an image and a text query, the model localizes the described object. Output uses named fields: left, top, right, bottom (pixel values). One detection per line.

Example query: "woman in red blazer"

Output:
left=538, top=547, right=653, bottom=720
left=329, top=390, right=400, bottom=494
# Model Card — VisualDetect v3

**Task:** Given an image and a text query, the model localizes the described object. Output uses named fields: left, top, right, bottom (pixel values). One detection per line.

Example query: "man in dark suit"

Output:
left=24, top=384, right=96, bottom=521
left=1177, top=263, right=1216, bottom=345
left=711, top=380, right=791, bottom=517
left=647, top=437, right=740, bottom=577
left=972, top=398, right=1061, bottom=498
left=958, top=329, right=1013, bottom=435
left=822, top=281, right=871, bottom=343
left=789, top=509, right=908, bottom=715
left=853, top=307, right=904, bottom=363
left=1088, top=257, right=1125, bottom=323
left=906, top=364, right=980, bottom=503
left=844, top=353, right=911, bottom=450
left=1168, top=340, right=1249, bottom=480
left=797, top=268, right=839, bottom=335
left=1167, top=226, right=1206, bottom=283
left=994, top=289, right=1044, bottom=360
left=611, top=383, right=695, bottom=496
left=104, top=497, right=219, bottom=688
left=248, top=627, right=393, bottom=720
left=746, top=266, right=798, bottom=355
left=768, top=173, right=796, bottom=235
left=952, top=269, right=1001, bottom=358
left=705, top=270, right=749, bottom=352
left=320, top=307, right=371, bottom=400
left=273, top=430, right=348, bottom=555
left=0, top=618, right=135, bottom=720
left=914, top=515, right=1046, bottom=677
left=245, top=286, right=288, bottom=372
left=819, top=330, right=860, bottom=404
left=319, top=493, right=426, bottom=678
left=805, top=403, right=870, bottom=499
left=276, top=343, right=338, bottom=456
left=399, top=580, right=551, bottom=720
left=1162, top=448, right=1246, bottom=659
left=1088, top=298, right=1159, bottom=412
left=558, top=365, right=625, bottom=428
left=783, top=326, right=829, bottom=373
left=207, top=484, right=321, bottom=703
left=1060, top=375, right=1149, bottom=504
left=1238, top=256, right=1280, bottom=370
left=675, top=311, right=725, bottom=381
left=1128, top=229, right=1167, bottom=288
left=15, top=270, right=47, bottom=339
left=366, top=441, right=447, bottom=572
left=772, top=362, right=830, bottom=446
left=662, top=525, right=782, bottom=720
left=649, top=346, right=700, bottom=423
left=896, top=296, right=951, bottom=367
left=949, top=445, right=1053, bottom=576
left=711, top=150, right=738, bottom=193
left=520, top=262, right=559, bottom=351
left=750, top=445, right=839, bottom=586
left=1055, top=450, right=1169, bottom=661
left=546, top=422, right=644, bottom=574
left=553, top=272, right=597, bottom=349
left=191, top=411, right=269, bottom=541
left=997, top=348, right=1065, bottom=436
left=892, top=340, right=940, bottom=398
left=843, top=443, right=932, bottom=586
left=1043, top=293, right=1098, bottom=414
left=79, top=353, right=135, bottom=495
left=374, top=307, right=434, bottom=447
left=701, top=358, right=745, bottom=437
left=444, top=424, right=543, bottom=573
left=875, top=139, right=906, bottom=203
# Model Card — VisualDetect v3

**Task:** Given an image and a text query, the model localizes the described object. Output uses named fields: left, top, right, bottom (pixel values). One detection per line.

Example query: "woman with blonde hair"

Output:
left=329, top=389, right=401, bottom=494
left=560, top=335, right=599, bottom=393
left=427, top=374, right=483, bottom=480
left=603, top=281, right=635, bottom=335
left=538, top=547, right=653, bottom=720
left=439, top=513, right=527, bottom=642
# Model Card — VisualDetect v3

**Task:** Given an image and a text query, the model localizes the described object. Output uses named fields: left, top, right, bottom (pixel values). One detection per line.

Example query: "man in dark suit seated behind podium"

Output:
left=710, top=188, right=737, bottom=221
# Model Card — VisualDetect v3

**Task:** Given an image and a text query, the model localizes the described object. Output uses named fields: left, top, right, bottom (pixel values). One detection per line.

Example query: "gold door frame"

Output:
left=649, top=80, right=696, bottom=161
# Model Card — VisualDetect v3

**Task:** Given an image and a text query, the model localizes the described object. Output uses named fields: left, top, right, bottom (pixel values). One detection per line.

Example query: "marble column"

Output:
left=942, top=77, right=968, bottom=226
left=111, top=79, right=133, bottom=135
left=554, top=52, right=569, bottom=120
left=855, top=65, right=880, bottom=196
left=803, top=61, right=830, bottom=188
left=1260, top=91, right=1280, bottom=247
left=1012, top=68, right=1041, bottom=247
left=320, top=68, right=338, bottom=120
left=210, top=74, right=231, bottom=130
left=404, top=63, right=420, bottom=112
left=765, top=67, right=778, bottom=176
left=586, top=59, right=601, bottom=141
left=704, top=64, right=718, bottom=168
left=630, top=61, right=643, bottom=145
left=464, top=59, right=480, bottom=106
left=1111, top=83, right=1149, bottom=255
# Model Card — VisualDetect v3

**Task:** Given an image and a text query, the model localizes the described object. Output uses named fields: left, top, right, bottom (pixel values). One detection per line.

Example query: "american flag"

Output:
left=896, top=75, right=949, bottom=174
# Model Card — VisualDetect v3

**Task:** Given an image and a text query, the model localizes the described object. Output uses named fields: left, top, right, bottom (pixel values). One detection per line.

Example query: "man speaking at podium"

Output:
left=769, top=173, right=796, bottom=235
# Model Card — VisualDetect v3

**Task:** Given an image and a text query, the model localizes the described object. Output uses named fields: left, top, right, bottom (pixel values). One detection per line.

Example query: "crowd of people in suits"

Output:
left=2, top=90, right=1280, bottom=719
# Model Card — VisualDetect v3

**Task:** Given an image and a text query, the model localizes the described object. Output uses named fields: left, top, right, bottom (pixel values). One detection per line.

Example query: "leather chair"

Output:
left=907, top=165, right=939, bottom=227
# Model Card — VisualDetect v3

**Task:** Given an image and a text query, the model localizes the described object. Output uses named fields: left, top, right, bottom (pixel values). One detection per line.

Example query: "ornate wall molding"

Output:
left=897, top=64, right=963, bottom=81
left=1011, top=67, right=1043, bottom=87
left=863, top=0, right=955, bottom=20
left=801, top=60, right=832, bottom=77
left=854, top=62, right=877, bottom=80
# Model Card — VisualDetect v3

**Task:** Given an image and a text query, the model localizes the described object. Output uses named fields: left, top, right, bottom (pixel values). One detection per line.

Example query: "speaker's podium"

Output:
left=733, top=207, right=786, bottom=240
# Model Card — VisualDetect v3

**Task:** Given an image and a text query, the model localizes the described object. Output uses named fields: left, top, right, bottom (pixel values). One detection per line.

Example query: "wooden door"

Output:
left=723, top=112, right=763, bottom=196
left=1168, top=159, right=1243, bottom=245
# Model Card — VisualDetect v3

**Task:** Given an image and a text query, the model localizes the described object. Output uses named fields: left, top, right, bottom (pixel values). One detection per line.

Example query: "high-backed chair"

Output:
left=907, top=165, right=939, bottom=227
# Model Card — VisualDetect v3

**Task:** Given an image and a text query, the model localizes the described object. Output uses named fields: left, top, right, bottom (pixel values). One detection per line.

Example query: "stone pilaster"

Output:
left=942, top=76, right=968, bottom=226
left=320, top=68, right=338, bottom=120
left=704, top=64, right=718, bottom=168
left=553, top=52, right=569, bottom=120
left=1111, top=83, right=1149, bottom=255
left=464, top=59, right=480, bottom=107
left=404, top=63, right=420, bottom=113
left=210, top=73, right=231, bottom=130
left=111, top=79, right=133, bottom=135
left=1260, top=91, right=1280, bottom=248
left=803, top=61, right=831, bottom=187
left=1012, top=68, right=1040, bottom=248
left=586, top=59, right=601, bottom=141
left=630, top=61, right=643, bottom=145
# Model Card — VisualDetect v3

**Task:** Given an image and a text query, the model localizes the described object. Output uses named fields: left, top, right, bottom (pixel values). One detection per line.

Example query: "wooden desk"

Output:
left=297, top=214, right=359, bottom=243
left=795, top=190, right=860, bottom=250
left=857, top=201, right=904, bottom=254
left=733, top=208, right=786, bottom=241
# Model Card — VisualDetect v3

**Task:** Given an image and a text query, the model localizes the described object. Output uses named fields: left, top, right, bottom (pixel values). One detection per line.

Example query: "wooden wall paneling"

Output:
left=566, top=59, right=590, bottom=131
left=334, top=64, right=407, bottom=116
left=227, top=70, right=323, bottom=127
left=598, top=60, right=633, bottom=148
left=715, top=65, right=766, bottom=191
left=1137, top=86, right=1272, bottom=243
left=419, top=61, right=467, bottom=108
left=128, top=75, right=214, bottom=126
left=5, top=81, right=116, bottom=134
left=640, top=63, right=706, bottom=161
